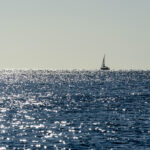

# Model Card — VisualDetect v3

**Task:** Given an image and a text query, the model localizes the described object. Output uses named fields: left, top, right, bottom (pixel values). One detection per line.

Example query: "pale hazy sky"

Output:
left=0, top=0, right=150, bottom=70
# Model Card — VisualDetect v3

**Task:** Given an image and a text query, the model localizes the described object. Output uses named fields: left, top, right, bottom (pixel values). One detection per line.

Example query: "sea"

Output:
left=0, top=70, right=150, bottom=150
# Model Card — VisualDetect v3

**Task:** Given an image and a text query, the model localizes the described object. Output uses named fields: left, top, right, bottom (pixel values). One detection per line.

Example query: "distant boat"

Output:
left=101, top=55, right=110, bottom=70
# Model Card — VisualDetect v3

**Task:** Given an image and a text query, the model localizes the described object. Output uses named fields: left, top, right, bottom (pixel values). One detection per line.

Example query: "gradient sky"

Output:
left=0, top=0, right=150, bottom=70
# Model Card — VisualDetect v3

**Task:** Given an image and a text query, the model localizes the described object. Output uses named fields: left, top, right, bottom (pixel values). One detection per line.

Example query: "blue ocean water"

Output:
left=0, top=70, right=150, bottom=150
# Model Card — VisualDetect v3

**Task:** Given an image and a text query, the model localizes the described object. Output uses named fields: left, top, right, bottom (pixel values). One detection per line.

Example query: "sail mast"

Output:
left=102, top=55, right=105, bottom=67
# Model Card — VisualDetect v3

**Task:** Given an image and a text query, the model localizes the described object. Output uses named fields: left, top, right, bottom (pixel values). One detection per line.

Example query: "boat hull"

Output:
left=101, top=66, right=110, bottom=70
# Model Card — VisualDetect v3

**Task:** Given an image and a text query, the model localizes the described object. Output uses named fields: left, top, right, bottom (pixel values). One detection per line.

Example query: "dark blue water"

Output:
left=0, top=70, right=150, bottom=150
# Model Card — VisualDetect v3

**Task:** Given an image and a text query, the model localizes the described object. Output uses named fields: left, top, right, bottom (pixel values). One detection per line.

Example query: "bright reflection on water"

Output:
left=0, top=70, right=150, bottom=149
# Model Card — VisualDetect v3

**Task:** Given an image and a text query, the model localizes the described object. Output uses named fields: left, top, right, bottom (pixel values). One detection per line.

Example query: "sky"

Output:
left=0, top=0, right=150, bottom=70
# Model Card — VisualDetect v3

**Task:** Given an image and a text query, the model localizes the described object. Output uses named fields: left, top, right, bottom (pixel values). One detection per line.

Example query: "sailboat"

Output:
left=101, top=55, right=110, bottom=70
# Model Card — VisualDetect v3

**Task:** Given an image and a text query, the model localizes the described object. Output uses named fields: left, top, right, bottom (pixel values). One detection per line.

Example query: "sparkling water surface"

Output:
left=0, top=70, right=150, bottom=150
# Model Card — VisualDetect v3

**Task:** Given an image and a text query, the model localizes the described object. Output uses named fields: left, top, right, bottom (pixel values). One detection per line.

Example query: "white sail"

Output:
left=101, top=55, right=105, bottom=68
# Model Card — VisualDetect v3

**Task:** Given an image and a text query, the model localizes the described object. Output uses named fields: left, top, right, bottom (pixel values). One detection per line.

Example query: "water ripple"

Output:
left=0, top=70, right=150, bottom=149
